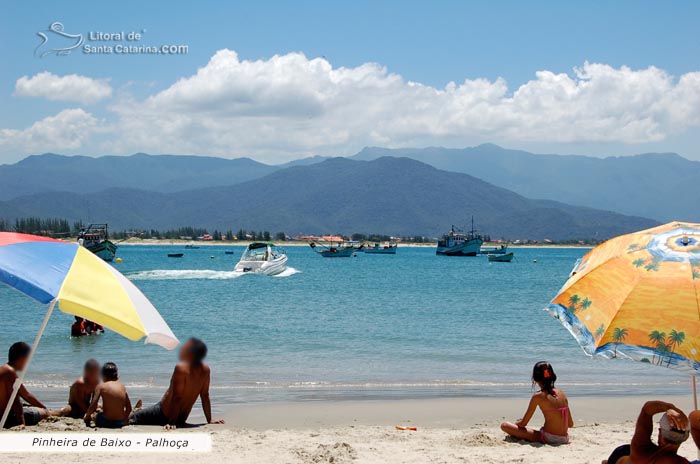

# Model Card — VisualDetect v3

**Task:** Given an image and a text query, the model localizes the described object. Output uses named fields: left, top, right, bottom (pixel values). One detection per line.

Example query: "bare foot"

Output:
left=164, top=424, right=177, bottom=430
left=134, top=399, right=143, bottom=410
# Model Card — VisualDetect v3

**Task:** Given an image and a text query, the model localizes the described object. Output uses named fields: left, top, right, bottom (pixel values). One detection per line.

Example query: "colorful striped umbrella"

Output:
left=0, top=232, right=179, bottom=428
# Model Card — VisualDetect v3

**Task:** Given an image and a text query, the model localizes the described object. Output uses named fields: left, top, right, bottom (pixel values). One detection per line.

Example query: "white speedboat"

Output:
left=234, top=242, right=288, bottom=275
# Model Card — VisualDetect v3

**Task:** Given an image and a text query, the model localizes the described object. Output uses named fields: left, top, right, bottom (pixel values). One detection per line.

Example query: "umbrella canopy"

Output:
left=0, top=232, right=178, bottom=349
left=546, top=221, right=700, bottom=375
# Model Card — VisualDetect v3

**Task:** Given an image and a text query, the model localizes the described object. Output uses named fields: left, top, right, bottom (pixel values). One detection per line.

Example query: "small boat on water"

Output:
left=184, top=244, right=200, bottom=249
left=488, top=252, right=514, bottom=262
left=78, top=224, right=117, bottom=262
left=436, top=220, right=483, bottom=256
left=479, top=244, right=509, bottom=255
left=364, top=242, right=398, bottom=255
left=234, top=242, right=288, bottom=275
left=168, top=253, right=184, bottom=258
left=224, top=251, right=235, bottom=255
left=309, top=240, right=362, bottom=257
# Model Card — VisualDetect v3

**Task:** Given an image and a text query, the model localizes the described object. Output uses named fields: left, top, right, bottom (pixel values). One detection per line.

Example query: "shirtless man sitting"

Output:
left=129, top=338, right=224, bottom=427
left=0, top=342, right=54, bottom=428
left=603, top=400, right=691, bottom=464
left=60, top=359, right=100, bottom=419
left=84, top=362, right=132, bottom=428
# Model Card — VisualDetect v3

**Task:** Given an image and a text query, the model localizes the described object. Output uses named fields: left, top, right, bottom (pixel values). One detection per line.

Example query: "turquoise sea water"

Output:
left=0, top=245, right=690, bottom=413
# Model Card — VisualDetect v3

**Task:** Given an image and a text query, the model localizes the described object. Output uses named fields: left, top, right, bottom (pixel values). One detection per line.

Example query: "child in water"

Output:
left=500, top=361, right=573, bottom=445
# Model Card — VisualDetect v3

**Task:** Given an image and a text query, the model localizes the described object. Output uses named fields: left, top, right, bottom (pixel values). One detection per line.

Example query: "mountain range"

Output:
left=1, top=144, right=698, bottom=224
left=351, top=144, right=700, bottom=222
left=0, top=156, right=655, bottom=239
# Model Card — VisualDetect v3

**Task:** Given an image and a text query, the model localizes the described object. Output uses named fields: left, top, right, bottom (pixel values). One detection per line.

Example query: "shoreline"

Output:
left=5, top=395, right=699, bottom=463
left=114, top=238, right=592, bottom=249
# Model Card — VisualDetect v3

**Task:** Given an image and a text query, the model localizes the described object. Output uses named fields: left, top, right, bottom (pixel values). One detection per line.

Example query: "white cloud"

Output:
left=105, top=51, right=700, bottom=161
left=14, top=72, right=112, bottom=104
left=0, top=109, right=101, bottom=155
left=3, top=51, right=700, bottom=162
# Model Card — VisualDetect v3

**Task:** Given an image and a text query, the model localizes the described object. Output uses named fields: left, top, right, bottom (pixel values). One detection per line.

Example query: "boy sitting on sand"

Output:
left=60, top=359, right=100, bottom=419
left=0, top=342, right=56, bottom=428
left=84, top=362, right=132, bottom=428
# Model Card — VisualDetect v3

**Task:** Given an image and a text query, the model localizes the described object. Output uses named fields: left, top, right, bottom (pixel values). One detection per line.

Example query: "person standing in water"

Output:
left=501, top=361, right=574, bottom=445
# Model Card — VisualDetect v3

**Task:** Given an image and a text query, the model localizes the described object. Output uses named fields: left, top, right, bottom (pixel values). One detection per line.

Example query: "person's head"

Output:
left=74, top=316, right=83, bottom=324
left=83, top=359, right=100, bottom=384
left=658, top=413, right=689, bottom=450
left=532, top=361, right=558, bottom=396
left=8, top=342, right=31, bottom=371
left=179, top=338, right=208, bottom=365
left=101, top=362, right=118, bottom=382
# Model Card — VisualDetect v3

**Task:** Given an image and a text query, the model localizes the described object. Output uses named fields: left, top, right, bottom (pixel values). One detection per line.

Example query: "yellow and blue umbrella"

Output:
left=0, top=232, right=179, bottom=428
left=546, top=221, right=700, bottom=389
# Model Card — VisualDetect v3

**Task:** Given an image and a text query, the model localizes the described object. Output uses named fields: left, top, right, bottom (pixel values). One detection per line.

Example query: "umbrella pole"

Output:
left=0, top=299, right=57, bottom=430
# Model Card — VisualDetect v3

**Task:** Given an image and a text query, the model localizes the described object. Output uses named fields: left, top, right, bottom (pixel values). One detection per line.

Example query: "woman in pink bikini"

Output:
left=501, top=361, right=574, bottom=445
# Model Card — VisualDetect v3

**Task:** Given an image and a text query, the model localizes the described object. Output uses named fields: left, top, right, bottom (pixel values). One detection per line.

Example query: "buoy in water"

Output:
left=533, top=259, right=538, bottom=263
left=115, top=257, right=123, bottom=263
left=210, top=255, right=215, bottom=259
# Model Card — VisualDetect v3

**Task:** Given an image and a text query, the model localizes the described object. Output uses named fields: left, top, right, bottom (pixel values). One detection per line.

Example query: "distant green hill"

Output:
left=0, top=157, right=656, bottom=240
left=352, top=144, right=700, bottom=222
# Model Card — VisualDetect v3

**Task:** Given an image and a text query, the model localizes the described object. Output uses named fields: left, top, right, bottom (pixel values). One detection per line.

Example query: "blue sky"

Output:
left=1, top=0, right=699, bottom=163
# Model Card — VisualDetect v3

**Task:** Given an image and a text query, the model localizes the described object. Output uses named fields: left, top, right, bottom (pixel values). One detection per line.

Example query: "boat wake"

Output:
left=128, top=269, right=243, bottom=280
left=273, top=267, right=301, bottom=278
left=128, top=267, right=301, bottom=280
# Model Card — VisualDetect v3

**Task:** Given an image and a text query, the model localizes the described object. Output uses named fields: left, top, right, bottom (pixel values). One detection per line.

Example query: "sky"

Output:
left=1, top=0, right=699, bottom=164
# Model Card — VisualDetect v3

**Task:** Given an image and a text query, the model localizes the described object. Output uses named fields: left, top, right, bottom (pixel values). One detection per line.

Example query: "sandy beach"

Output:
left=3, top=396, right=700, bottom=463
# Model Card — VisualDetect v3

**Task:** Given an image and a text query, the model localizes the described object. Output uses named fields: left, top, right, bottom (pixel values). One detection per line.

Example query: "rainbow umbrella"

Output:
left=0, top=232, right=179, bottom=428
left=546, top=221, right=700, bottom=402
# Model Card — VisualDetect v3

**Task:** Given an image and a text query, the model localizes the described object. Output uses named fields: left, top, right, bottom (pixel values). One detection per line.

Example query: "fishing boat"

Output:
left=234, top=242, right=288, bottom=275
left=167, top=253, right=184, bottom=258
left=487, top=252, right=514, bottom=262
left=309, top=240, right=362, bottom=257
left=364, top=242, right=398, bottom=255
left=436, top=220, right=483, bottom=256
left=77, top=224, right=117, bottom=262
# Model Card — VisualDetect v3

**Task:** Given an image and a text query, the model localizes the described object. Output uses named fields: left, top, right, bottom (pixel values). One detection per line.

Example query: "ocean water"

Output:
left=0, top=245, right=690, bottom=412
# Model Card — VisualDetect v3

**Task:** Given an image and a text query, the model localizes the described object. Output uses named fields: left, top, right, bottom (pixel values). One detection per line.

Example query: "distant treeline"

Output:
left=0, top=216, right=602, bottom=245
left=0, top=217, right=76, bottom=236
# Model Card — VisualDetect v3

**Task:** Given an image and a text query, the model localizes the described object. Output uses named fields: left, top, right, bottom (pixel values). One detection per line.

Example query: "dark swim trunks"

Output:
left=607, top=444, right=631, bottom=464
left=95, top=412, right=125, bottom=429
left=3, top=407, right=43, bottom=428
left=129, top=402, right=169, bottom=426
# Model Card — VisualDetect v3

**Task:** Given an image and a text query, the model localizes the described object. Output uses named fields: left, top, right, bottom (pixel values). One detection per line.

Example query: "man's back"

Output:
left=161, top=362, right=209, bottom=424
left=0, top=364, right=18, bottom=413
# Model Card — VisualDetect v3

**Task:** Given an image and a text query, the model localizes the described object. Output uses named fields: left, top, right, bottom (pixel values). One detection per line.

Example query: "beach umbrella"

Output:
left=0, top=232, right=179, bottom=428
left=546, top=221, right=700, bottom=403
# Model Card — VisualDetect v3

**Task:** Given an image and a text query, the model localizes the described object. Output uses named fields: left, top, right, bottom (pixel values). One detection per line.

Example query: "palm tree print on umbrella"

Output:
left=666, top=329, right=686, bottom=367
left=567, top=294, right=592, bottom=314
left=612, top=328, right=629, bottom=358
left=648, top=330, right=666, bottom=364
left=644, top=258, right=661, bottom=272
left=595, top=324, right=605, bottom=341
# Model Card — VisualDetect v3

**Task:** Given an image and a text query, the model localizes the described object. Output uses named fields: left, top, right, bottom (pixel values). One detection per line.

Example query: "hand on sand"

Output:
left=209, top=419, right=225, bottom=424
